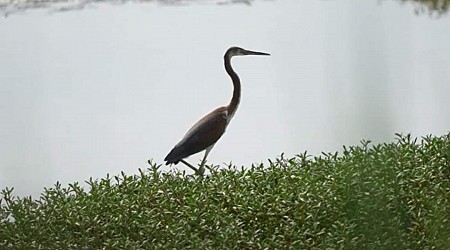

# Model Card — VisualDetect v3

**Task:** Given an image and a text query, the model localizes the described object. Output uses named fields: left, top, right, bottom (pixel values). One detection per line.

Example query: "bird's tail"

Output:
left=164, top=146, right=184, bottom=165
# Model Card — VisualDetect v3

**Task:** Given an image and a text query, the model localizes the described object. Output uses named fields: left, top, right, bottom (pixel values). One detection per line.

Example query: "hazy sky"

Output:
left=1, top=0, right=449, bottom=197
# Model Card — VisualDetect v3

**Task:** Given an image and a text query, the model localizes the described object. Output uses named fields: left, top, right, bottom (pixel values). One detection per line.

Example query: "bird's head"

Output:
left=225, top=47, right=270, bottom=58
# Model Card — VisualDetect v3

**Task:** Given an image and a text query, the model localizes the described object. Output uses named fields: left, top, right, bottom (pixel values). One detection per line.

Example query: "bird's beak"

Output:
left=244, top=49, right=271, bottom=56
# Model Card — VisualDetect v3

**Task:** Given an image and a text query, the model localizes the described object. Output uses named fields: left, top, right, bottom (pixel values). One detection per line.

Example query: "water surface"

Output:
left=1, top=0, right=449, bottom=197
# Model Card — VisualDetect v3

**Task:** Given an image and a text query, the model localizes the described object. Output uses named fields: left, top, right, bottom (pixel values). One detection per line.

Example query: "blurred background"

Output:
left=1, top=0, right=449, bottom=198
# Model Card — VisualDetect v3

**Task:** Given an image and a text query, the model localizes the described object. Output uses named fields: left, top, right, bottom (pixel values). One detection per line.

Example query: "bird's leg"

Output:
left=199, top=154, right=207, bottom=173
left=196, top=151, right=208, bottom=176
left=199, top=148, right=213, bottom=174
left=180, top=159, right=205, bottom=177
left=180, top=159, right=199, bottom=172
left=179, top=146, right=215, bottom=177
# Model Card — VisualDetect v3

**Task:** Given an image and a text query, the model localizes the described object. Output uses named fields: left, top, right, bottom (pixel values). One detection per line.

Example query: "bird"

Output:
left=164, top=47, right=270, bottom=176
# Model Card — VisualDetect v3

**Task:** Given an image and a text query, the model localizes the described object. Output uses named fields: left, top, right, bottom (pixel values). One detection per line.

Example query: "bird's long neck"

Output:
left=224, top=55, right=240, bottom=118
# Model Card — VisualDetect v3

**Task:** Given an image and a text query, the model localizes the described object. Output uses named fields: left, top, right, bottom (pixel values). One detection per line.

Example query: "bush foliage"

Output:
left=1, top=133, right=450, bottom=249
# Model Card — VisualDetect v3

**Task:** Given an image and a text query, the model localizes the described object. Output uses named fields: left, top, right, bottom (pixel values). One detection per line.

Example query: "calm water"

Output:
left=1, top=0, right=449, bottom=197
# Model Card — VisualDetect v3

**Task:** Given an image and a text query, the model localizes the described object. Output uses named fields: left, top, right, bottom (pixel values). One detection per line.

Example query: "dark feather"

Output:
left=164, top=107, right=228, bottom=165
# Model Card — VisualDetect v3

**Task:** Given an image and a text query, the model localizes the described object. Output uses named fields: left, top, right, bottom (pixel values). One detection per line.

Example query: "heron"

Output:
left=164, top=46, right=270, bottom=176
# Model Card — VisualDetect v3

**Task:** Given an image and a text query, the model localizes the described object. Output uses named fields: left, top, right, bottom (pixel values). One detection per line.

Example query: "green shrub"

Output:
left=1, top=133, right=449, bottom=249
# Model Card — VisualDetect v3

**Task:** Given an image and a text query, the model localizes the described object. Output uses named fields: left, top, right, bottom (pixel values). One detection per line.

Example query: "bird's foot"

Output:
left=195, top=166, right=205, bottom=177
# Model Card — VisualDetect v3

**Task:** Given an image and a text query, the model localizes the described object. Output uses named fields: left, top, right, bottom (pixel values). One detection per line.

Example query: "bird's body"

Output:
left=164, top=47, right=270, bottom=175
left=164, top=106, right=228, bottom=165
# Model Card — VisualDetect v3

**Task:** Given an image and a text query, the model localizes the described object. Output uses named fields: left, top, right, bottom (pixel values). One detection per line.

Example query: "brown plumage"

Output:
left=164, top=47, right=270, bottom=174
left=164, top=107, right=227, bottom=164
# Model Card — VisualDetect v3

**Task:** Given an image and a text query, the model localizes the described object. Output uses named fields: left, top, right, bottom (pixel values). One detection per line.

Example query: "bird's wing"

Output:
left=164, top=107, right=228, bottom=164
